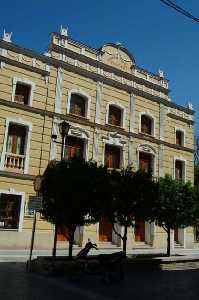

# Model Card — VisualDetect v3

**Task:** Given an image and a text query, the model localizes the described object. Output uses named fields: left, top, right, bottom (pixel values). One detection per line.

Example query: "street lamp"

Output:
left=51, top=120, right=71, bottom=258
left=58, top=121, right=70, bottom=160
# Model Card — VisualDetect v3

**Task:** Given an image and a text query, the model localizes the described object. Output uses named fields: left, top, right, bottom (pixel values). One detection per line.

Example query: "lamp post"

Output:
left=52, top=121, right=70, bottom=257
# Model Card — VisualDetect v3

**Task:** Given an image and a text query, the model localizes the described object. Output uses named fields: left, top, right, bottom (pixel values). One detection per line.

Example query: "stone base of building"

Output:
left=0, top=220, right=195, bottom=250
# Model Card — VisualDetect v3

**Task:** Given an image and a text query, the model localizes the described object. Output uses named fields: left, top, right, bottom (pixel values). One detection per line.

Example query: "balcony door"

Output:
left=64, top=136, right=84, bottom=160
left=105, top=145, right=121, bottom=169
left=139, top=152, right=153, bottom=174
left=134, top=219, right=145, bottom=242
left=6, top=124, right=26, bottom=155
left=99, top=216, right=112, bottom=242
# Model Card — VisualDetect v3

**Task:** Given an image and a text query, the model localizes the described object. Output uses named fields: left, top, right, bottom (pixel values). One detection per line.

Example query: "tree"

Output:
left=105, top=168, right=158, bottom=254
left=41, top=158, right=107, bottom=260
left=153, top=175, right=197, bottom=256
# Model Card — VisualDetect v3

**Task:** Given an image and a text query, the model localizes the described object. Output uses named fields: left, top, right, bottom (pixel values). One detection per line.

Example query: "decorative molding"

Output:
left=0, top=39, right=194, bottom=117
left=167, top=113, right=194, bottom=125
left=2, top=30, right=12, bottom=43
left=137, top=144, right=156, bottom=155
left=0, top=98, right=194, bottom=154
left=0, top=54, right=49, bottom=77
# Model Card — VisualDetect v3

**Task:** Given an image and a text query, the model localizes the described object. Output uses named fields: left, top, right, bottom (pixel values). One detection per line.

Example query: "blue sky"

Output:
left=1, top=0, right=199, bottom=133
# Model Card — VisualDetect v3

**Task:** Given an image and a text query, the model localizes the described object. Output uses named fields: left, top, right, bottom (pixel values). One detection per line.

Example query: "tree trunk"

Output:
left=167, top=226, right=171, bottom=257
left=68, top=229, right=75, bottom=260
left=52, top=222, right=58, bottom=258
left=122, top=225, right=128, bottom=254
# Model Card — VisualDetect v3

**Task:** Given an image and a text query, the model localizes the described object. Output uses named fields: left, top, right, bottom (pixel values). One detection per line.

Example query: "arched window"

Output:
left=108, top=105, right=122, bottom=127
left=141, top=114, right=154, bottom=136
left=69, top=94, right=86, bottom=117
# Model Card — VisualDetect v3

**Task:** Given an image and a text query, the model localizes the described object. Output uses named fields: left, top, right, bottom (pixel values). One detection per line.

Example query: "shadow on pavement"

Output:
left=0, top=261, right=199, bottom=300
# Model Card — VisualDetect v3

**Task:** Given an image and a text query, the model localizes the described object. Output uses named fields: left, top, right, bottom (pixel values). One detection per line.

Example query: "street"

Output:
left=1, top=262, right=199, bottom=300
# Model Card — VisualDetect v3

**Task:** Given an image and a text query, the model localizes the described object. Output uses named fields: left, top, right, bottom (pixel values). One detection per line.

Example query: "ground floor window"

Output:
left=0, top=193, right=21, bottom=229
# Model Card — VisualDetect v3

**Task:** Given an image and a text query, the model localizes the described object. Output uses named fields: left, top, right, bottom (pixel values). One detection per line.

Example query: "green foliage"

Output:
left=105, top=168, right=158, bottom=252
left=154, top=175, right=197, bottom=231
left=41, top=158, right=108, bottom=230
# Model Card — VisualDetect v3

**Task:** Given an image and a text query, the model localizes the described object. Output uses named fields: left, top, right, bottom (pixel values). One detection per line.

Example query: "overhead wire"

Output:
left=160, top=0, right=199, bottom=23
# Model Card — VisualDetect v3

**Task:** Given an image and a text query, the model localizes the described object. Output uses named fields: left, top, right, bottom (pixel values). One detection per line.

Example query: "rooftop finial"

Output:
left=187, top=101, right=193, bottom=110
left=60, top=25, right=68, bottom=37
left=2, top=29, right=12, bottom=42
left=158, top=69, right=164, bottom=78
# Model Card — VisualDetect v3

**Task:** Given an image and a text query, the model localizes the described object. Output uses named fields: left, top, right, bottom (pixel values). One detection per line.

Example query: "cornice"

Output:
left=0, top=98, right=194, bottom=154
left=167, top=113, right=194, bottom=125
left=0, top=55, right=49, bottom=77
left=50, top=43, right=168, bottom=94
left=52, top=33, right=167, bottom=82
left=0, top=170, right=34, bottom=180
left=0, top=39, right=194, bottom=116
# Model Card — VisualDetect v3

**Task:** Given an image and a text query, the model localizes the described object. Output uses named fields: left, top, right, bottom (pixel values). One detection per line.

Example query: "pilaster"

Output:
left=95, top=81, right=103, bottom=124
left=130, top=93, right=136, bottom=133
left=55, top=67, right=63, bottom=114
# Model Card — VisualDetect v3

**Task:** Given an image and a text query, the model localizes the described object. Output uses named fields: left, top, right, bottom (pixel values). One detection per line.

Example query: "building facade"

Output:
left=0, top=28, right=195, bottom=250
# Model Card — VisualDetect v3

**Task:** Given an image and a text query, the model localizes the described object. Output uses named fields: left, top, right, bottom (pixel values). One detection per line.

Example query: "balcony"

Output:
left=4, top=152, right=25, bottom=173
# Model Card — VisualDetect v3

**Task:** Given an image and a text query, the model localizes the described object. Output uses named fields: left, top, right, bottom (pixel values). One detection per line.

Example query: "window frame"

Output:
left=106, top=102, right=125, bottom=129
left=139, top=112, right=155, bottom=137
left=173, top=157, right=186, bottom=182
left=67, top=89, right=91, bottom=119
left=0, top=118, right=32, bottom=174
left=11, top=77, right=35, bottom=106
left=104, top=143, right=123, bottom=169
left=0, top=189, right=25, bottom=232
left=175, top=128, right=185, bottom=147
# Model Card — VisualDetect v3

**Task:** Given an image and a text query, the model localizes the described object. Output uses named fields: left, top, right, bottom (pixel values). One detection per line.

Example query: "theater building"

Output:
left=0, top=28, right=195, bottom=250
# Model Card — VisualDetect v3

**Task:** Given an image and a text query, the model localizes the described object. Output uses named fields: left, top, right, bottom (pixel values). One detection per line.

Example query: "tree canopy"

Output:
left=152, top=175, right=197, bottom=256
left=41, top=158, right=108, bottom=258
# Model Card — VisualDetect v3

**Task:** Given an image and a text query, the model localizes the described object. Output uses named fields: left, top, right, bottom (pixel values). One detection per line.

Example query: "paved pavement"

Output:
left=1, top=247, right=199, bottom=262
left=1, top=261, right=199, bottom=300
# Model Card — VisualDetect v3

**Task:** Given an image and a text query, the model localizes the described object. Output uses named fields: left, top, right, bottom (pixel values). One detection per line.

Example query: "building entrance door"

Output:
left=99, top=217, right=112, bottom=242
left=134, top=219, right=145, bottom=242
left=174, top=229, right=178, bottom=243
left=57, top=225, right=69, bottom=241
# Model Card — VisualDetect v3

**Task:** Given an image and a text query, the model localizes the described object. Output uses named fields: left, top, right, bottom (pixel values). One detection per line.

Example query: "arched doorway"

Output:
left=99, top=217, right=112, bottom=242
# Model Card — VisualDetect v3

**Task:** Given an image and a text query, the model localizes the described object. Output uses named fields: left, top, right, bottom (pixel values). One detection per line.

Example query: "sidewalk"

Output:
left=0, top=247, right=199, bottom=262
